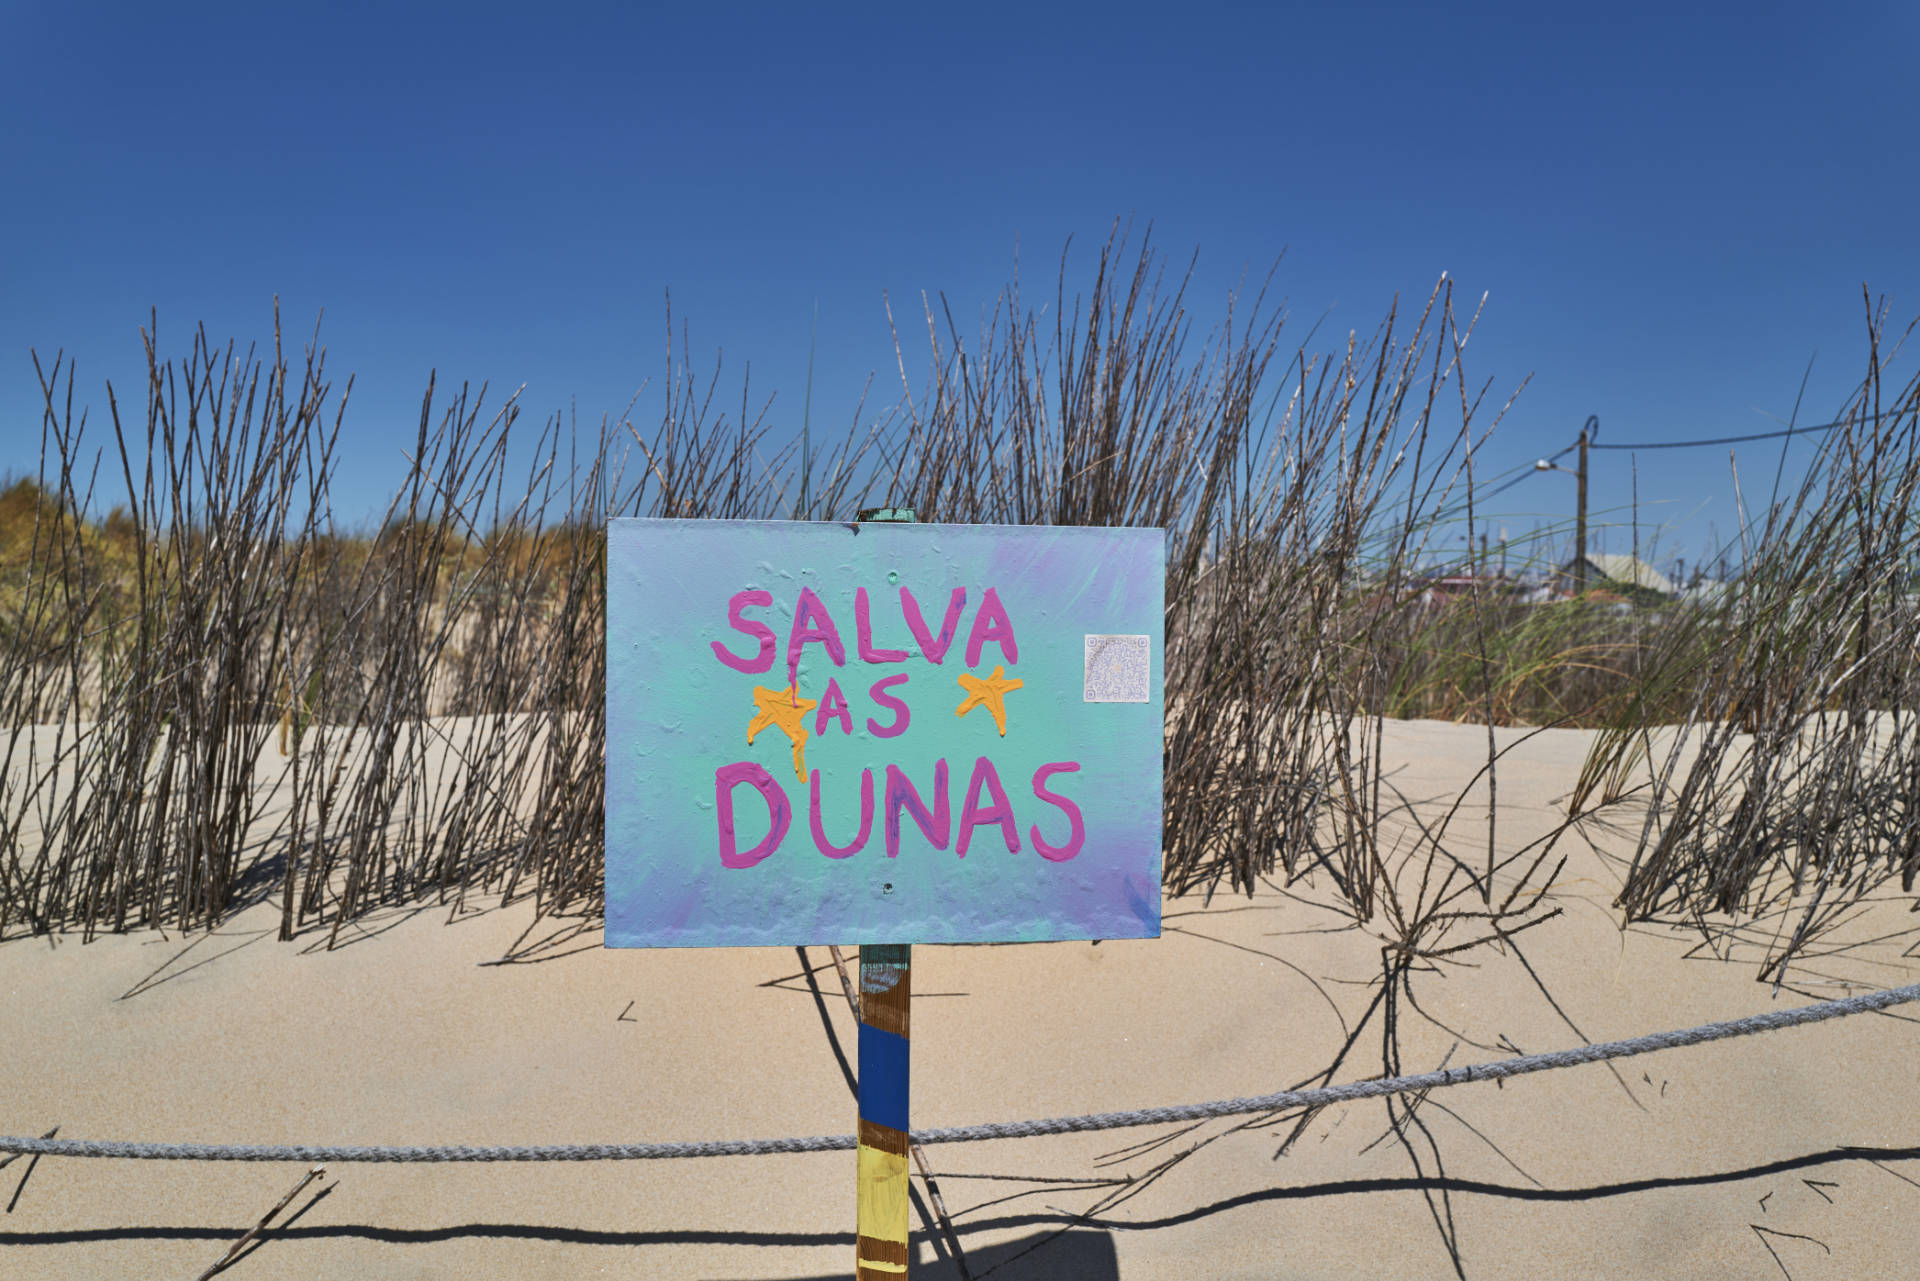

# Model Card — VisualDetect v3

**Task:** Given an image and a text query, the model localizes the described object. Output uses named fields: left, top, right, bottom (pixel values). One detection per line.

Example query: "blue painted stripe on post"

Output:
left=857, top=1025, right=910, bottom=1134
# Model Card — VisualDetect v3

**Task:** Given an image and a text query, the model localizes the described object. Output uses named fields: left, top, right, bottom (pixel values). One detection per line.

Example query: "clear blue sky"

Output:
left=5, top=3, right=1916, bottom=573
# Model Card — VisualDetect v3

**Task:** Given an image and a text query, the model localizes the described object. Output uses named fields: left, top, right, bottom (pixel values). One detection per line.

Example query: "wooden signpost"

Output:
left=605, top=513, right=1164, bottom=1276
left=856, top=941, right=911, bottom=1276
left=854, top=508, right=914, bottom=1280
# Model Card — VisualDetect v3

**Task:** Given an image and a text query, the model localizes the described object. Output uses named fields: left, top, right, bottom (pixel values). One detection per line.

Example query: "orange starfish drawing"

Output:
left=747, top=684, right=816, bottom=783
left=955, top=665, right=1024, bottom=736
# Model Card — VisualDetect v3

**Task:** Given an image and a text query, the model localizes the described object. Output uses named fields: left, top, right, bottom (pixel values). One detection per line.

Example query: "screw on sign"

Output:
left=605, top=514, right=1164, bottom=1276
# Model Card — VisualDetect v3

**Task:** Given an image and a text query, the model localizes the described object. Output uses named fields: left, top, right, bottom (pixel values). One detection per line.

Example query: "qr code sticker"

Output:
left=1084, top=634, right=1151, bottom=702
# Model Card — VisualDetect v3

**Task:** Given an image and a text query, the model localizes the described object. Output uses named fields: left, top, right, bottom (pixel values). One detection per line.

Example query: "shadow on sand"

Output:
left=759, top=1227, right=1121, bottom=1280
left=4, top=1142, right=1916, bottom=1268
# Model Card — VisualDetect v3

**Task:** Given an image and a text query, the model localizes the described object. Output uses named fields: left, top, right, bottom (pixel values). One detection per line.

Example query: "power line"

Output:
left=1432, top=449, right=1571, bottom=522
left=1591, top=424, right=1835, bottom=450
left=1473, top=469, right=1538, bottom=503
left=1589, top=408, right=1909, bottom=452
left=1404, top=402, right=1905, bottom=524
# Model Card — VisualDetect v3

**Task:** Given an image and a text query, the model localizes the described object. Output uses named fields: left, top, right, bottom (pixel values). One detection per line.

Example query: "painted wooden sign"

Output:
left=604, top=518, right=1164, bottom=947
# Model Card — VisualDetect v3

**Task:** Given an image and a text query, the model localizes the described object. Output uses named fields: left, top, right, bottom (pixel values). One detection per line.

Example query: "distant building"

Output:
left=1559, top=553, right=1676, bottom=598
left=1678, top=579, right=1730, bottom=607
left=1412, top=571, right=1532, bottom=607
left=1513, top=579, right=1558, bottom=605
left=1417, top=574, right=1492, bottom=606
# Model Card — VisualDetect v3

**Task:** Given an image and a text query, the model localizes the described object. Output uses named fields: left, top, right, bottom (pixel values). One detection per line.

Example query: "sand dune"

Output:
left=4, top=717, right=1918, bottom=1279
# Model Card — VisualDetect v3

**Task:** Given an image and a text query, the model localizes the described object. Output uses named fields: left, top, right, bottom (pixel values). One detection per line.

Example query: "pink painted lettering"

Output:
left=786, top=585, right=847, bottom=688
left=855, top=587, right=909, bottom=663
left=715, top=761, right=791, bottom=868
left=1029, top=762, right=1085, bottom=862
left=964, top=586, right=1019, bottom=667
left=810, top=768, right=875, bottom=859
left=885, top=759, right=951, bottom=857
left=900, top=587, right=967, bottom=664
left=711, top=589, right=777, bottom=674
left=957, top=756, right=1020, bottom=857
left=867, top=673, right=912, bottom=738
left=814, top=677, right=853, bottom=736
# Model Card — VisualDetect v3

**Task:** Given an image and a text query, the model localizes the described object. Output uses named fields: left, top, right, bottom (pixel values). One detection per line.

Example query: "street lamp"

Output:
left=1535, top=415, right=1595, bottom=594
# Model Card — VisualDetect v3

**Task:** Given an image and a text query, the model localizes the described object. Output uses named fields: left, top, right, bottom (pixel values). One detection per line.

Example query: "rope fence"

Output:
left=6, top=979, right=1916, bottom=1165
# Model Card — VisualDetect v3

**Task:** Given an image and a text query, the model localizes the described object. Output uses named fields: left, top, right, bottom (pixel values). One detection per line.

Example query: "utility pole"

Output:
left=1535, top=416, right=1597, bottom=597
left=1574, top=415, right=1593, bottom=595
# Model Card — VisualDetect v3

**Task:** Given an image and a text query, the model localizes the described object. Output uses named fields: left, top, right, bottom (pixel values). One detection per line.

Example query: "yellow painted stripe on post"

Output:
left=856, top=1142, right=911, bottom=1244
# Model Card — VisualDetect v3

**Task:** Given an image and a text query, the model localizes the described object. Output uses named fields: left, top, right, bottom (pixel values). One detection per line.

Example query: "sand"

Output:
left=4, top=717, right=1919, bottom=1279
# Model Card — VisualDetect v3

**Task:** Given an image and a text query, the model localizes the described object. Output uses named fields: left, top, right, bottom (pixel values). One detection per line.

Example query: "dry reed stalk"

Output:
left=13, top=239, right=1916, bottom=1278
left=195, top=1165, right=326, bottom=1280
left=1572, top=292, right=1920, bottom=977
left=2, top=237, right=1912, bottom=996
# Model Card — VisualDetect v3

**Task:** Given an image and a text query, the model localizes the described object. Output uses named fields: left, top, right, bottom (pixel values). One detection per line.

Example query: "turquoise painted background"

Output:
left=605, top=519, right=1163, bottom=947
